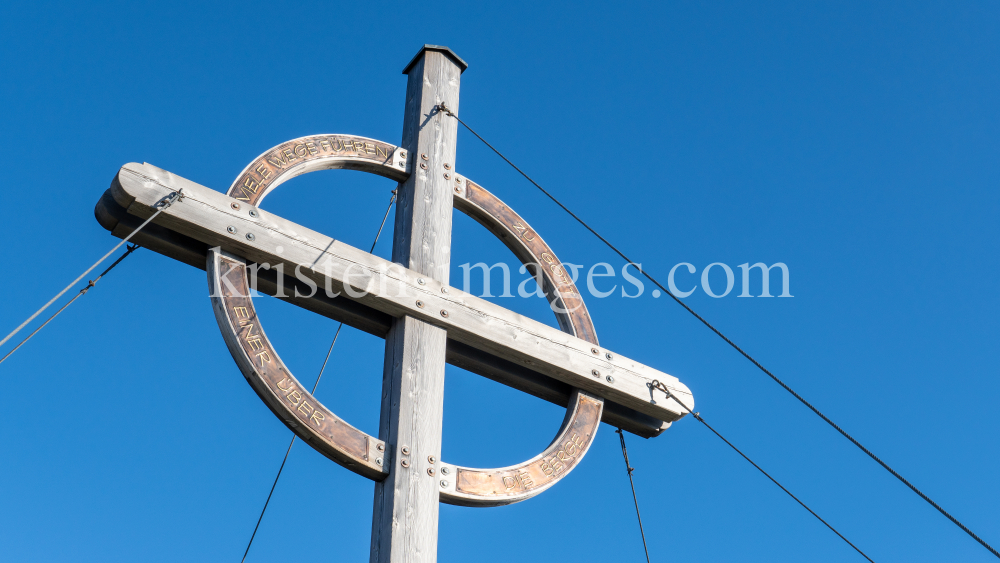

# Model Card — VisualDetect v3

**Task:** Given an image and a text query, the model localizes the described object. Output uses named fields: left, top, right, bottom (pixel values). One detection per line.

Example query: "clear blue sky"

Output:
left=1, top=1, right=998, bottom=562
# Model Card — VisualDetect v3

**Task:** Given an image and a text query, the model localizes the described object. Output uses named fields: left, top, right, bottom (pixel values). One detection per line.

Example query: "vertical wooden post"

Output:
left=370, top=45, right=466, bottom=563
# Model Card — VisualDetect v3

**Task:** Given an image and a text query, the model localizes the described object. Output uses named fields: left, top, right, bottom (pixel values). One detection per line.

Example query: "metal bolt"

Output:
left=606, top=352, right=614, bottom=360
left=455, top=177, right=462, bottom=184
left=227, top=226, right=237, bottom=234
left=441, top=467, right=450, bottom=475
left=400, top=151, right=407, bottom=158
left=441, top=287, right=449, bottom=293
left=375, top=457, right=383, bottom=466
left=606, top=375, right=615, bottom=383
left=249, top=210, right=258, bottom=218
left=591, top=348, right=599, bottom=355
left=592, top=369, right=600, bottom=377
left=401, top=460, right=409, bottom=468
left=401, top=446, right=410, bottom=455
left=376, top=443, right=384, bottom=452
left=427, top=468, right=435, bottom=476
left=443, top=173, right=451, bottom=180
left=454, top=186, right=462, bottom=193
left=416, top=300, right=424, bottom=308
left=231, top=202, right=241, bottom=210
left=440, top=310, right=449, bottom=318
left=417, top=278, right=426, bottom=285
left=398, top=162, right=405, bottom=167
left=421, top=153, right=429, bottom=160
left=443, top=163, right=452, bottom=170
left=428, top=455, right=436, bottom=464
left=440, top=480, right=449, bottom=488
left=419, top=162, right=428, bottom=170
left=246, top=233, right=255, bottom=241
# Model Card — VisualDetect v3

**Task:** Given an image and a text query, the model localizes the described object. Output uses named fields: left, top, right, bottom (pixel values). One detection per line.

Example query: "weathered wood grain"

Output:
left=370, top=46, right=462, bottom=563
left=94, top=177, right=669, bottom=437
left=111, top=162, right=696, bottom=422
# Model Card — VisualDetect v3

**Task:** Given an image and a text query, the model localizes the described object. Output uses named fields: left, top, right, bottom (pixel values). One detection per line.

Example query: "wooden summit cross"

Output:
left=93, top=45, right=694, bottom=562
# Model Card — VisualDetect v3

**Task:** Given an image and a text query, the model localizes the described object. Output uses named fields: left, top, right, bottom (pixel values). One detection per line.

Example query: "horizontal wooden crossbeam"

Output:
left=96, top=162, right=694, bottom=433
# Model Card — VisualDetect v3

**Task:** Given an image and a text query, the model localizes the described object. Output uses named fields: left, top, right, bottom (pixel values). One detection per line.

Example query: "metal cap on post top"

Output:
left=402, top=44, right=468, bottom=75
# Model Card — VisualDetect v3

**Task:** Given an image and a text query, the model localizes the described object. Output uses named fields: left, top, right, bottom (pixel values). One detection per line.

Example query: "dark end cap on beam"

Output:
left=403, top=44, right=468, bottom=75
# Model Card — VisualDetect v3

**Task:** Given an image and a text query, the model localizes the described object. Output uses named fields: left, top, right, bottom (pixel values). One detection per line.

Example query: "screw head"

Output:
left=376, top=443, right=384, bottom=452
left=401, top=460, right=409, bottom=468
left=592, top=369, right=600, bottom=377
left=246, top=233, right=255, bottom=241
left=227, top=226, right=237, bottom=234
left=249, top=210, right=258, bottom=218
left=441, top=467, right=450, bottom=475
left=428, top=455, right=436, bottom=464
left=454, top=186, right=462, bottom=193
left=417, top=278, right=426, bottom=285
left=421, top=153, right=429, bottom=160
left=401, top=446, right=410, bottom=455
left=441, top=287, right=449, bottom=293
left=419, top=162, right=428, bottom=170
left=443, top=173, right=451, bottom=180
left=443, top=163, right=452, bottom=170
left=606, top=375, right=615, bottom=383
left=416, top=300, right=424, bottom=308
left=231, top=202, right=241, bottom=210
left=440, top=480, right=449, bottom=488
left=591, top=348, right=599, bottom=355
left=440, top=310, right=449, bottom=318
left=427, top=468, right=435, bottom=476
left=398, top=162, right=405, bottom=167
left=399, top=151, right=407, bottom=158
left=375, top=457, right=383, bottom=466
left=606, top=352, right=614, bottom=360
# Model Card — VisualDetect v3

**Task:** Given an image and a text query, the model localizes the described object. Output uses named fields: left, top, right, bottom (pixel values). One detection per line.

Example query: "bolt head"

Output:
left=401, top=460, right=409, bottom=468
left=249, top=210, right=258, bottom=218
left=606, top=353, right=614, bottom=360
left=440, top=480, right=449, bottom=488
left=592, top=369, right=600, bottom=377
left=444, top=163, right=452, bottom=170
left=440, top=310, right=449, bottom=318
left=376, top=443, right=384, bottom=452
left=428, top=455, right=436, bottom=464
left=606, top=375, right=615, bottom=383
left=399, top=151, right=407, bottom=158
left=421, top=153, right=429, bottom=160
left=591, top=348, right=599, bottom=355
left=441, top=467, right=450, bottom=475
left=227, top=226, right=236, bottom=234
left=231, top=202, right=241, bottom=210
left=375, top=457, right=383, bottom=466
left=427, top=468, right=435, bottom=476
left=416, top=300, right=424, bottom=308
left=441, top=287, right=449, bottom=293
left=246, top=233, right=255, bottom=241
left=401, top=446, right=410, bottom=455
left=417, top=278, right=425, bottom=285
